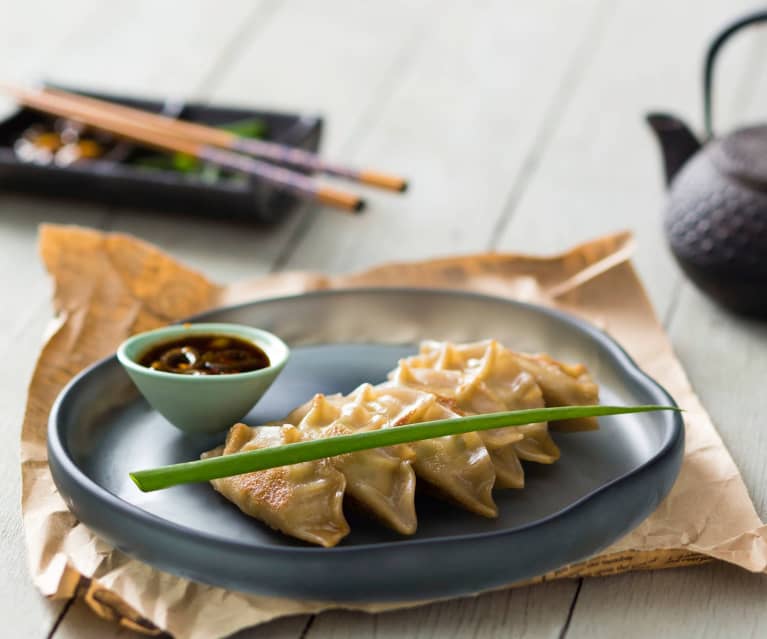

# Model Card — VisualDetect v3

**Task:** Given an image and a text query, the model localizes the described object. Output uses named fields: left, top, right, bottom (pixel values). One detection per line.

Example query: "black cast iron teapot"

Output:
left=647, top=10, right=767, bottom=317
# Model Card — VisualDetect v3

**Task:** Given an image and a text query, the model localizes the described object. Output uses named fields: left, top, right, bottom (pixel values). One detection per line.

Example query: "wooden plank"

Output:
left=40, top=0, right=267, bottom=97
left=0, top=2, right=111, bottom=634
left=91, top=0, right=286, bottom=284
left=493, top=0, right=763, bottom=317
left=226, top=616, right=311, bottom=639
left=0, top=0, right=98, bottom=118
left=107, top=0, right=443, bottom=282
left=566, top=564, right=767, bottom=639
left=55, top=599, right=310, bottom=639
left=278, top=0, right=608, bottom=274
left=210, top=0, right=439, bottom=156
left=304, top=582, right=578, bottom=639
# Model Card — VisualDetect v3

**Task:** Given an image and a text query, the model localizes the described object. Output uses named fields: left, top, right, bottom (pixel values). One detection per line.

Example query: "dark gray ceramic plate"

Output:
left=48, top=289, right=683, bottom=602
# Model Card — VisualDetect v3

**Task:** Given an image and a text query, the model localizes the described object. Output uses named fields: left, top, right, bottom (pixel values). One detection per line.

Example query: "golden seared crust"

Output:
left=223, top=466, right=292, bottom=512
left=204, top=424, right=349, bottom=547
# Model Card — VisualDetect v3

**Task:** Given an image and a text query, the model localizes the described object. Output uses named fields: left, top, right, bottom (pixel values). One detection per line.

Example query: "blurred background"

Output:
left=3, top=0, right=767, bottom=285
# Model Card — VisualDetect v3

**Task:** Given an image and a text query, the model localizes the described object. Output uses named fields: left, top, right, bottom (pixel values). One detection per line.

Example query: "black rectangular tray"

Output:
left=0, top=86, right=323, bottom=224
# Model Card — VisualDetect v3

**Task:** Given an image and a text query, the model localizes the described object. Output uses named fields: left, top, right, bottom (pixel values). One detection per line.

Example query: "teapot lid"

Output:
left=712, top=126, right=767, bottom=191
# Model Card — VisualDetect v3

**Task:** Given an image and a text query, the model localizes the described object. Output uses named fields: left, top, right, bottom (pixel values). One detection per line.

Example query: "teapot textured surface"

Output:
left=647, top=9, right=767, bottom=317
left=666, top=139, right=767, bottom=274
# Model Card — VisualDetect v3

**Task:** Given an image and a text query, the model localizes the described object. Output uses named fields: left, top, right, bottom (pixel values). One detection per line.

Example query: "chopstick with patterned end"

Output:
left=42, top=86, right=409, bottom=193
left=1, top=84, right=364, bottom=213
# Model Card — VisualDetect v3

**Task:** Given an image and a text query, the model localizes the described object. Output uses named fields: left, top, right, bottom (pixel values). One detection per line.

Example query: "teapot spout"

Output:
left=646, top=113, right=702, bottom=186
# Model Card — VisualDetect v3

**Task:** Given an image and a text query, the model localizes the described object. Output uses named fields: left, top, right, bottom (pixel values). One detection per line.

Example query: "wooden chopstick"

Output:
left=43, top=86, right=409, bottom=193
left=2, top=84, right=364, bottom=213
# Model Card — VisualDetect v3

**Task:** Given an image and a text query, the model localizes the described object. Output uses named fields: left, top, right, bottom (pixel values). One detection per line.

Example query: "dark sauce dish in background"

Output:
left=0, top=85, right=323, bottom=224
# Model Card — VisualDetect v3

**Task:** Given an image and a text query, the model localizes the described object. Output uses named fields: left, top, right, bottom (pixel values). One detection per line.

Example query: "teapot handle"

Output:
left=704, top=9, right=767, bottom=139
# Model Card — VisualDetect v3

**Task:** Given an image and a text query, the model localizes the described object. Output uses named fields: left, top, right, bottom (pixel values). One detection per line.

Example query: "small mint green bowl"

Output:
left=117, top=323, right=290, bottom=435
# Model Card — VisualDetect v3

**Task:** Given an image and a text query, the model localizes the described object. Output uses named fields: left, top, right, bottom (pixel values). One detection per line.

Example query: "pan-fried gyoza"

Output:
left=203, top=340, right=599, bottom=546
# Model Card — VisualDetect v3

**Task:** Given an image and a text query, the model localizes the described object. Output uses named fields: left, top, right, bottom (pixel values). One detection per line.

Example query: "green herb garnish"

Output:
left=219, top=117, right=267, bottom=139
left=130, top=404, right=679, bottom=493
left=130, top=117, right=267, bottom=175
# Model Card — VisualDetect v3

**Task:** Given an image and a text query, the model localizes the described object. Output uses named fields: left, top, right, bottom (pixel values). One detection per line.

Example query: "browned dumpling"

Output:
left=286, top=393, right=418, bottom=535
left=205, top=339, right=599, bottom=546
left=513, top=353, right=600, bottom=432
left=203, top=423, right=349, bottom=547
left=390, top=340, right=561, bottom=488
left=358, top=383, right=498, bottom=518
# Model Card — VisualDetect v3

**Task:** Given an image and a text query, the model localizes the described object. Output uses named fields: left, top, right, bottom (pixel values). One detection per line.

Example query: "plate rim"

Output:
left=48, top=287, right=684, bottom=557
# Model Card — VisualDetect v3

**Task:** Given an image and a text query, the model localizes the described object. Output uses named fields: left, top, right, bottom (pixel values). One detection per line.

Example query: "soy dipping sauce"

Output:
left=139, top=334, right=270, bottom=375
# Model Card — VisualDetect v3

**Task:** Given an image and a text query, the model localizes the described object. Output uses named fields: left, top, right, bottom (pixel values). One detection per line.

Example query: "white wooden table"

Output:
left=2, top=2, right=766, bottom=637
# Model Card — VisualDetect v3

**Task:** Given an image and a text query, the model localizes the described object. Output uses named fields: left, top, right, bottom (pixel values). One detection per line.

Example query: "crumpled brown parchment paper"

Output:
left=21, top=225, right=767, bottom=638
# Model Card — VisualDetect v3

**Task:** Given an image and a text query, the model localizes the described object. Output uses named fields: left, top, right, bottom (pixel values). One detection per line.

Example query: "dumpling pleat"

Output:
left=333, top=449, right=417, bottom=534
left=513, top=353, right=600, bottom=431
left=289, top=393, right=418, bottom=535
left=512, top=423, right=560, bottom=464
left=389, top=340, right=562, bottom=487
left=409, top=431, right=498, bottom=517
left=203, top=424, right=349, bottom=547
left=373, top=384, right=498, bottom=518
left=487, top=446, right=525, bottom=489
